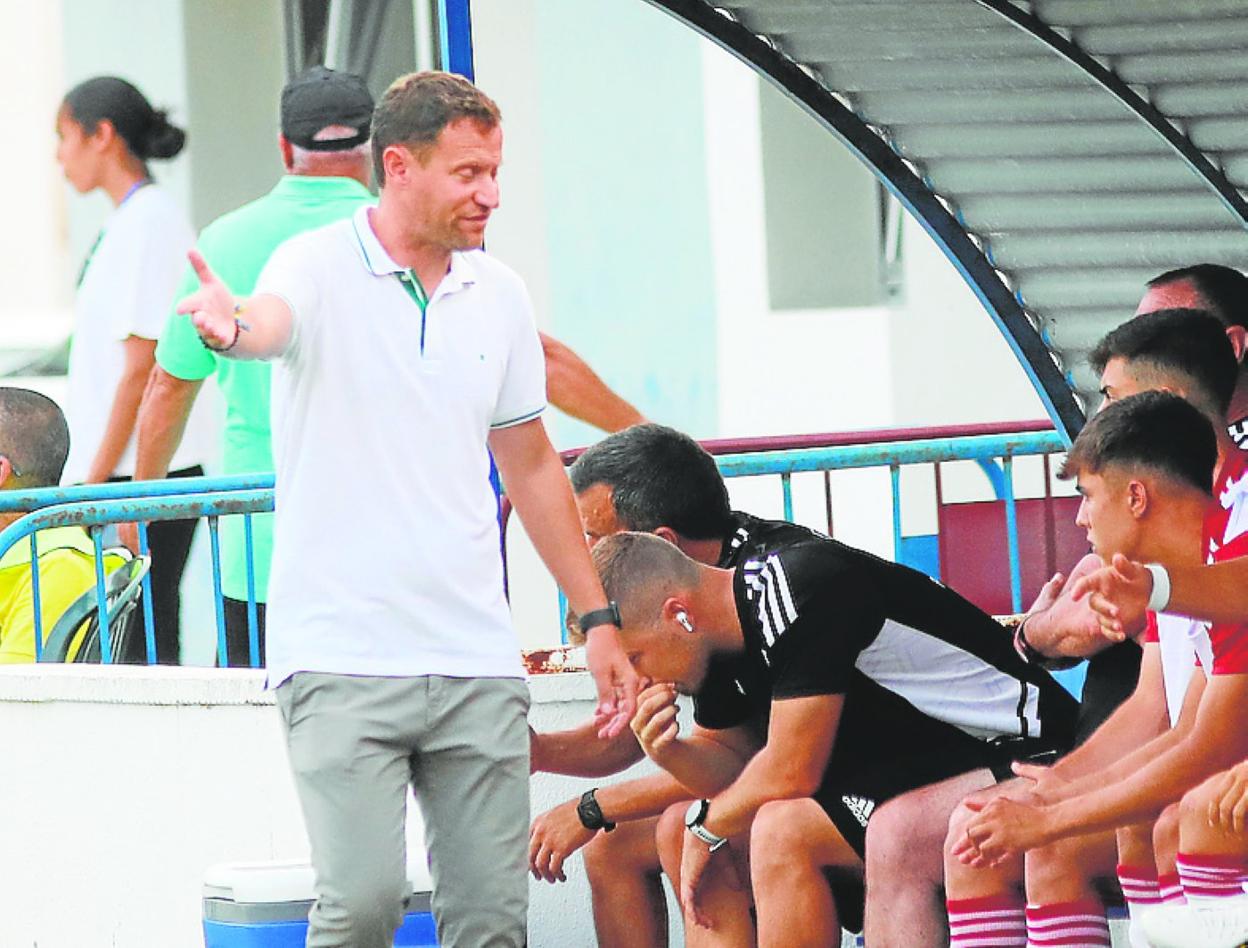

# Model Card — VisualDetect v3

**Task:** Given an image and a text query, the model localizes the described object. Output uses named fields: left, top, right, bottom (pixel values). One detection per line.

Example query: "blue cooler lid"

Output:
left=204, top=859, right=433, bottom=924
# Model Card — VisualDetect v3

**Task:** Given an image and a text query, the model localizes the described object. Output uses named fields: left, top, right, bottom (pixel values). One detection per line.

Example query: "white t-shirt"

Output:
left=256, top=205, right=547, bottom=687
left=1154, top=612, right=1204, bottom=728
left=64, top=185, right=215, bottom=483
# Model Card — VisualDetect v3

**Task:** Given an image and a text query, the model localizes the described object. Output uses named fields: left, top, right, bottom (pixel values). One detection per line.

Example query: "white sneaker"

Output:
left=1142, top=900, right=1248, bottom=948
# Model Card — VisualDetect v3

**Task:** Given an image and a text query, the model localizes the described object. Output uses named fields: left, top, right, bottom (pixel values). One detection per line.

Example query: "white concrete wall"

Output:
left=0, top=665, right=667, bottom=948
left=0, top=2, right=72, bottom=348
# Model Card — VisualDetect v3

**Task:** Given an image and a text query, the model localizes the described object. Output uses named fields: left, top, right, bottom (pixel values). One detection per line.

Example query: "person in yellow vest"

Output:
left=0, top=388, right=120, bottom=663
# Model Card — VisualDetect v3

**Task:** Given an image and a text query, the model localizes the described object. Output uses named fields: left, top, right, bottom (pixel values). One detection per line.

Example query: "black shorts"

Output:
left=808, top=676, right=1062, bottom=932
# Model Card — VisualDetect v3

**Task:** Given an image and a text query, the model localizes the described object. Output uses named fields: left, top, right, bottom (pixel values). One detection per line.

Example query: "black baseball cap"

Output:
left=281, top=66, right=374, bottom=151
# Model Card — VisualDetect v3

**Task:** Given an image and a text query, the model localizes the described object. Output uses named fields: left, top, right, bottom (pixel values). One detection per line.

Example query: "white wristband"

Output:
left=1145, top=563, right=1172, bottom=613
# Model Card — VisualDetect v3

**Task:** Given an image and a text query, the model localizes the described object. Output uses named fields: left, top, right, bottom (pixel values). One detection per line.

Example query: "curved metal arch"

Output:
left=975, top=0, right=1248, bottom=228
left=640, top=0, right=1085, bottom=438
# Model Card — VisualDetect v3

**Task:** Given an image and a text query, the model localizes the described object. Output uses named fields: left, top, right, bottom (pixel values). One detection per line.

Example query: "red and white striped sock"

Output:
left=1158, top=870, right=1186, bottom=905
left=1025, top=899, right=1110, bottom=947
left=1117, top=863, right=1162, bottom=916
left=947, top=895, right=1027, bottom=947
left=1176, top=852, right=1248, bottom=903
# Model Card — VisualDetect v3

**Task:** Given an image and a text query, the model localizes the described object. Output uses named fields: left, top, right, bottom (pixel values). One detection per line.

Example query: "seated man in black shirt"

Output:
left=583, top=525, right=1079, bottom=946
left=529, top=424, right=827, bottom=947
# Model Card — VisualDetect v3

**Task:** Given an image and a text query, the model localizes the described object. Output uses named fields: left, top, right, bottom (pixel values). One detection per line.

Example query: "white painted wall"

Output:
left=0, top=2, right=72, bottom=349
left=0, top=665, right=644, bottom=948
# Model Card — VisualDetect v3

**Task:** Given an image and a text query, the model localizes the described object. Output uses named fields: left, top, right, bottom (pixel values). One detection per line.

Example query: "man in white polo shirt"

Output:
left=177, top=71, right=638, bottom=948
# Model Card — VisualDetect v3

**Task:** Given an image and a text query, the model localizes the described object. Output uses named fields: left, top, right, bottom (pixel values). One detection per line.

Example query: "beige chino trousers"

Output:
left=277, top=672, right=530, bottom=948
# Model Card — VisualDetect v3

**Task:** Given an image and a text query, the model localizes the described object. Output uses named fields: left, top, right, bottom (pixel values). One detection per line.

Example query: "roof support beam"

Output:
left=641, top=0, right=1085, bottom=438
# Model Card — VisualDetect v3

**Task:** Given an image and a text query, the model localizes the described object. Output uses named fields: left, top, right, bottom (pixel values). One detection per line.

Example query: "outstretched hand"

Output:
left=176, top=250, right=238, bottom=349
left=585, top=625, right=640, bottom=738
left=1070, top=553, right=1151, bottom=639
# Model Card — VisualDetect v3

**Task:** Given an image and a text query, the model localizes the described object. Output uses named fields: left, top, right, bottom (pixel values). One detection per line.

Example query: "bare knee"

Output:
left=1179, top=776, right=1220, bottom=834
left=751, top=799, right=808, bottom=866
left=868, top=792, right=926, bottom=868
left=583, top=830, right=615, bottom=886
left=1025, top=834, right=1105, bottom=903
left=944, top=802, right=976, bottom=863
left=1154, top=803, right=1181, bottom=863
left=1117, top=821, right=1155, bottom=869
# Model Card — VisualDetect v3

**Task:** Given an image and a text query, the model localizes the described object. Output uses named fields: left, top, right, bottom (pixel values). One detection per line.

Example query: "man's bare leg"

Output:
left=1178, top=773, right=1247, bottom=858
left=864, top=768, right=996, bottom=946
left=1021, top=831, right=1119, bottom=947
left=1172, top=776, right=1248, bottom=903
left=750, top=798, right=859, bottom=948
left=944, top=786, right=1025, bottom=901
left=1153, top=803, right=1181, bottom=880
left=655, top=802, right=753, bottom=947
left=584, top=817, right=667, bottom=948
left=1117, top=821, right=1161, bottom=946
left=944, top=781, right=1028, bottom=947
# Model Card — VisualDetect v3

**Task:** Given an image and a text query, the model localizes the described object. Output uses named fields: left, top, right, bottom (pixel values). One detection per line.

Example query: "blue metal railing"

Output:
left=710, top=430, right=1066, bottom=613
left=0, top=482, right=272, bottom=666
left=0, top=424, right=1067, bottom=665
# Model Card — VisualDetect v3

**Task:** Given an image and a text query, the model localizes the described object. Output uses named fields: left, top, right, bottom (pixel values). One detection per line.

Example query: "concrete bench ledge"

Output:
left=0, top=663, right=600, bottom=707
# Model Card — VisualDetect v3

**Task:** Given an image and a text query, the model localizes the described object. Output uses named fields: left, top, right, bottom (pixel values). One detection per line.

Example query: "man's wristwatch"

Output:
left=1012, top=615, right=1046, bottom=665
left=1012, top=615, right=1078, bottom=671
left=576, top=789, right=616, bottom=832
left=578, top=601, right=622, bottom=637
left=684, top=799, right=727, bottom=852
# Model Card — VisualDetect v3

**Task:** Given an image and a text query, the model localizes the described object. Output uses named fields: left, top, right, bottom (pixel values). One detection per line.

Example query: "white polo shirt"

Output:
left=255, top=205, right=547, bottom=687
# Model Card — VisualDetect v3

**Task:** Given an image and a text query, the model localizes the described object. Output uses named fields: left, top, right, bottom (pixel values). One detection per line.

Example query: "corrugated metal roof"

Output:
left=706, top=0, right=1248, bottom=418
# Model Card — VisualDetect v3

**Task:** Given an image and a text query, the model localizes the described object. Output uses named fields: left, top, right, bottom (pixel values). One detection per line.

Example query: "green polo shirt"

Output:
left=156, top=175, right=373, bottom=602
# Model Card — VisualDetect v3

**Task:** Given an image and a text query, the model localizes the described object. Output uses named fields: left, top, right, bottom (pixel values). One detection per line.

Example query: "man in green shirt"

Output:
left=125, top=67, right=377, bottom=665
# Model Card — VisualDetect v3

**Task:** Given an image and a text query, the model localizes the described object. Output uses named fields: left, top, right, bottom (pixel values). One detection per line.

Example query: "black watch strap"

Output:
left=577, top=788, right=616, bottom=832
left=578, top=601, right=622, bottom=636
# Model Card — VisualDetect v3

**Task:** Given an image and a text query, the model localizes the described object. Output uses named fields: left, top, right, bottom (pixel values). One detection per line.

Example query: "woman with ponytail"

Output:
left=56, top=76, right=212, bottom=664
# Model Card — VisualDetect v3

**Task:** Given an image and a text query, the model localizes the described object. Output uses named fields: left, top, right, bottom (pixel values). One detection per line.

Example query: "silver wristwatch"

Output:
left=685, top=799, right=728, bottom=852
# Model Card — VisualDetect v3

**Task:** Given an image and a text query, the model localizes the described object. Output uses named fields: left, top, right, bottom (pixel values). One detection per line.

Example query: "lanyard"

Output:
left=75, top=179, right=152, bottom=288
left=396, top=270, right=430, bottom=355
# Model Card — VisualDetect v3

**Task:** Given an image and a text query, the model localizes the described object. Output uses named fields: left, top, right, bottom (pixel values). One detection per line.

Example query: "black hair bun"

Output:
left=142, top=109, right=186, bottom=160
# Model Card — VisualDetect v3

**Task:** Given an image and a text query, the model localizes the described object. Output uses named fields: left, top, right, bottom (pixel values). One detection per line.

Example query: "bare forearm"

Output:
left=206, top=296, right=290, bottom=360
left=86, top=363, right=150, bottom=482
left=655, top=736, right=751, bottom=800
left=540, top=333, right=644, bottom=434
left=531, top=722, right=643, bottom=777
left=501, top=436, right=606, bottom=616
left=1051, top=692, right=1168, bottom=782
left=1169, top=560, right=1248, bottom=626
left=596, top=771, right=706, bottom=824
left=134, top=370, right=201, bottom=481
left=702, top=746, right=815, bottom=840
left=1052, top=724, right=1184, bottom=802
left=1049, top=735, right=1247, bottom=836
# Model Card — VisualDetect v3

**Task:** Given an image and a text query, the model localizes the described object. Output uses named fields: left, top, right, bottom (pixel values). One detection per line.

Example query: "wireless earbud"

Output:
left=676, top=611, right=694, bottom=633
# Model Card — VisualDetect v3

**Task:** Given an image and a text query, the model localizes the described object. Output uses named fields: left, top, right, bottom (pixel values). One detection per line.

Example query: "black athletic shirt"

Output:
left=694, top=537, right=1079, bottom=749
left=715, top=510, right=829, bottom=571
left=1072, top=640, right=1141, bottom=745
left=693, top=512, right=834, bottom=730
left=1228, top=415, right=1248, bottom=451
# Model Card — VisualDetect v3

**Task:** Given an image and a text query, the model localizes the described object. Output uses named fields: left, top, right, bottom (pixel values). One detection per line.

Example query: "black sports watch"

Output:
left=578, top=601, right=622, bottom=637
left=577, top=789, right=616, bottom=832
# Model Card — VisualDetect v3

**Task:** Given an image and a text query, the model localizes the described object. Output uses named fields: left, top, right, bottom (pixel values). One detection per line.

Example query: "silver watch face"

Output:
left=685, top=799, right=705, bottom=828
